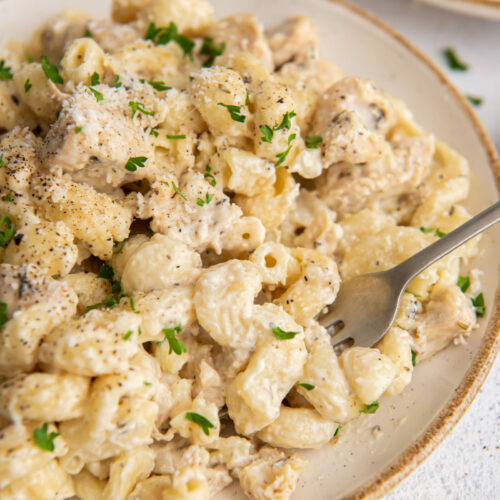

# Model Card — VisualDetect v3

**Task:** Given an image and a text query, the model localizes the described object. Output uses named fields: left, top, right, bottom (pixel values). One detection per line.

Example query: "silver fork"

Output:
left=319, top=201, right=500, bottom=347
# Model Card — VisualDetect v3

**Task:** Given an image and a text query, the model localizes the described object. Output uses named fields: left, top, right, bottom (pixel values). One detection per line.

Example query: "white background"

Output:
left=347, top=1, right=500, bottom=498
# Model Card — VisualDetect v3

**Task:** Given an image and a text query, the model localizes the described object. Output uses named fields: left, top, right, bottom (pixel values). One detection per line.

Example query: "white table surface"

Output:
left=346, top=1, right=500, bottom=498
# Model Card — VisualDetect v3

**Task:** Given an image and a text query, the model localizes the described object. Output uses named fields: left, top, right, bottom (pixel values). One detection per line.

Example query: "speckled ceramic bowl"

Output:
left=418, top=0, right=500, bottom=21
left=1, top=0, right=499, bottom=498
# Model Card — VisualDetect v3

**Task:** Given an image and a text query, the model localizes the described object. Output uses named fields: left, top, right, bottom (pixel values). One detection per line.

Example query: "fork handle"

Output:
left=393, top=201, right=500, bottom=288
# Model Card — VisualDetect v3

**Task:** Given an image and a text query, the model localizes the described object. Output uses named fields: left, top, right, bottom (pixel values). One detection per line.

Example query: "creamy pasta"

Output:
left=0, top=1, right=485, bottom=499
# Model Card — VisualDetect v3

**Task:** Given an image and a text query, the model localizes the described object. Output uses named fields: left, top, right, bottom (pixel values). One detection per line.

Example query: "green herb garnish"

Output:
left=125, top=156, right=148, bottom=172
left=245, top=91, right=251, bottom=106
left=41, top=55, right=63, bottom=84
left=88, top=87, right=103, bottom=102
left=471, top=292, right=485, bottom=318
left=129, top=101, right=155, bottom=118
left=411, top=349, right=417, bottom=367
left=33, top=423, right=59, bottom=451
left=75, top=126, right=82, bottom=134
left=150, top=129, right=159, bottom=138
left=185, top=412, right=215, bottom=436
left=272, top=326, right=298, bottom=340
left=442, top=48, right=468, bottom=71
left=260, top=125, right=274, bottom=143
left=275, top=133, right=296, bottom=167
left=466, top=95, right=483, bottom=107
left=160, top=324, right=186, bottom=355
left=419, top=226, right=447, bottom=238
left=0, top=301, right=7, bottom=329
left=333, top=425, right=341, bottom=437
left=217, top=102, right=246, bottom=123
left=98, top=263, right=114, bottom=280
left=305, top=136, right=323, bottom=149
left=113, top=74, right=122, bottom=88
left=90, top=72, right=100, bottom=85
left=0, top=213, right=14, bottom=247
left=129, top=297, right=140, bottom=314
left=172, top=181, right=187, bottom=201
left=144, top=381, right=152, bottom=386
left=0, top=60, right=13, bottom=80
left=145, top=22, right=195, bottom=59
left=275, top=111, right=296, bottom=131
left=0, top=154, right=3, bottom=167
left=200, top=37, right=226, bottom=67
left=457, top=275, right=470, bottom=293
left=141, top=79, right=171, bottom=92
left=166, top=134, right=186, bottom=140
left=203, top=165, right=216, bottom=186
left=2, top=194, right=13, bottom=202
left=360, top=401, right=379, bottom=414
left=24, top=79, right=32, bottom=93
left=196, top=192, right=214, bottom=207
left=84, top=29, right=92, bottom=38
left=122, top=330, right=134, bottom=340
left=297, top=383, right=315, bottom=391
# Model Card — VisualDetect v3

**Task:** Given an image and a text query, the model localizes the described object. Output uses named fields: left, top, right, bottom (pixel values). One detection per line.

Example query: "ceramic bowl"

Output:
left=418, top=0, right=500, bottom=21
left=1, top=0, right=499, bottom=498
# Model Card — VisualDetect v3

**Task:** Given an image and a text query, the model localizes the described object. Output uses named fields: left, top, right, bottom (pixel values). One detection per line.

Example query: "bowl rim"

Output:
left=329, top=1, right=500, bottom=498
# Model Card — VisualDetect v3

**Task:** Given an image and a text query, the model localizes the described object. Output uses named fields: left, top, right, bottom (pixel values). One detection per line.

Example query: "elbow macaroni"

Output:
left=0, top=1, right=482, bottom=499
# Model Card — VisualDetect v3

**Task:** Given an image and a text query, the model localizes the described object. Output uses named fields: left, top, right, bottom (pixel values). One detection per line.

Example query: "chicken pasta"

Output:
left=0, top=1, right=485, bottom=499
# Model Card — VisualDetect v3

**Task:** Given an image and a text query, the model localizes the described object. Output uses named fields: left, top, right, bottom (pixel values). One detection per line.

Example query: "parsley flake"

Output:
left=88, top=87, right=103, bottom=102
left=333, top=425, right=342, bottom=437
left=84, top=29, right=92, bottom=38
left=166, top=134, right=186, bottom=139
left=360, top=401, right=379, bottom=414
left=41, top=55, right=63, bottom=84
left=145, top=22, right=195, bottom=59
left=196, top=192, right=214, bottom=207
left=411, top=349, right=417, bottom=367
left=275, top=133, right=296, bottom=167
left=90, top=72, right=100, bottom=85
left=172, top=181, right=187, bottom=201
left=129, top=101, right=154, bottom=118
left=24, top=78, right=32, bottom=93
left=2, top=194, right=13, bottom=202
left=419, top=226, right=447, bottom=238
left=297, top=383, right=315, bottom=391
left=466, top=95, right=483, bottom=107
left=150, top=129, right=159, bottom=138
left=144, top=381, right=152, bottom=386
left=122, top=330, right=134, bottom=340
left=185, top=412, right=215, bottom=436
left=87, top=277, right=124, bottom=311
left=471, top=292, right=485, bottom=318
left=260, top=125, right=274, bottom=143
left=200, top=37, right=226, bottom=67
left=140, top=79, right=171, bottom=92
left=75, top=126, right=82, bottom=134
left=203, top=165, right=216, bottom=186
left=0, top=301, right=7, bottom=329
left=245, top=91, right=251, bottom=106
left=275, top=111, right=296, bottom=131
left=98, top=263, right=114, bottom=280
left=113, top=75, right=122, bottom=88
left=457, top=275, right=470, bottom=293
left=125, top=156, right=148, bottom=172
left=0, top=154, right=3, bottom=167
left=442, top=47, right=468, bottom=71
left=159, top=324, right=186, bottom=355
left=33, top=423, right=59, bottom=451
left=0, top=213, right=14, bottom=248
left=0, top=60, right=13, bottom=80
left=305, top=135, right=323, bottom=149
left=217, top=102, right=246, bottom=123
left=272, top=326, right=298, bottom=340
left=130, top=297, right=140, bottom=314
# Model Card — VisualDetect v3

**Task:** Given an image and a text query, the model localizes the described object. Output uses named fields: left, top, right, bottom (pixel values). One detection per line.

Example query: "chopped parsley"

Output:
left=0, top=213, right=14, bottom=248
left=217, top=102, right=246, bottom=123
left=471, top=292, right=485, bottom=318
left=203, top=165, right=216, bottom=186
left=196, top=192, right=214, bottom=207
left=113, top=75, right=122, bottom=88
left=0, top=301, right=7, bottom=329
left=411, top=349, right=417, bottom=367
left=305, top=135, right=323, bottom=149
left=145, top=22, right=195, bottom=59
left=0, top=154, right=3, bottom=167
left=140, top=79, right=171, bottom=92
left=442, top=48, right=468, bottom=71
left=245, top=91, right=251, bottom=106
left=25, top=53, right=34, bottom=63
left=33, top=423, right=59, bottom=451
left=419, top=226, right=447, bottom=238
left=2, top=194, right=13, bottom=202
left=90, top=72, right=100, bottom=85
left=0, top=60, right=13, bottom=80
left=75, top=127, right=82, bottom=134
left=144, top=381, right=152, bottom=386
left=166, top=134, right=186, bottom=140
left=88, top=87, right=103, bottom=102
left=122, top=330, right=134, bottom=340
left=466, top=95, right=483, bottom=107
left=150, top=129, right=159, bottom=138
left=84, top=29, right=92, bottom=38
left=125, top=156, right=148, bottom=172
left=272, top=326, right=298, bottom=340
left=24, top=78, right=32, bottom=93
left=40, top=55, right=63, bottom=84
left=159, top=324, right=187, bottom=355
left=97, top=263, right=114, bottom=280
left=275, top=133, right=296, bottom=167
left=297, top=383, right=315, bottom=391
left=404, top=289, right=421, bottom=298
left=333, top=425, right=341, bottom=437
left=200, top=37, right=226, bottom=66
left=172, top=181, right=187, bottom=201
left=185, top=412, right=215, bottom=436
left=129, top=297, right=140, bottom=314
left=129, top=101, right=155, bottom=118
left=361, top=401, right=379, bottom=414
left=275, top=111, right=296, bottom=131
left=457, top=275, right=470, bottom=293
left=260, top=125, right=274, bottom=143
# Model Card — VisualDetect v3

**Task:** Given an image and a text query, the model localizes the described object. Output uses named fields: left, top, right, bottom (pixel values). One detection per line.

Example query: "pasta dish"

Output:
left=0, top=0, right=485, bottom=498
